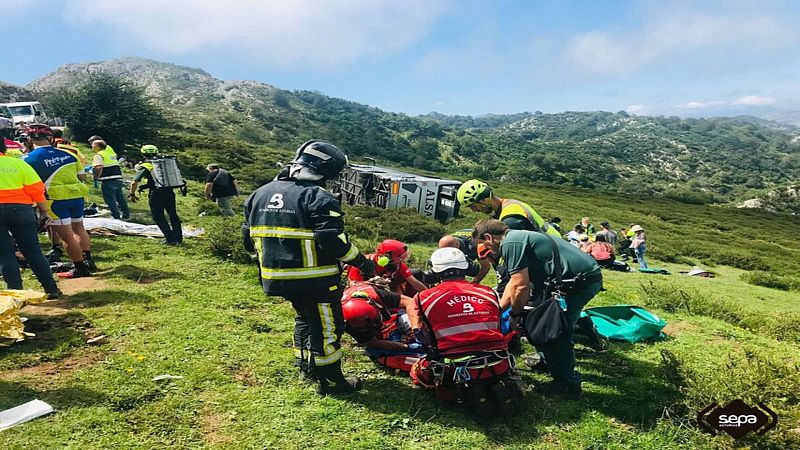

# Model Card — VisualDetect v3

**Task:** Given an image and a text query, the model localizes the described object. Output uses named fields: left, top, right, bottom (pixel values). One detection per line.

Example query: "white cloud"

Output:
left=566, top=11, right=796, bottom=75
left=676, top=100, right=726, bottom=109
left=65, top=0, right=451, bottom=69
left=675, top=96, right=777, bottom=109
left=734, top=95, right=775, bottom=106
left=626, top=104, right=646, bottom=114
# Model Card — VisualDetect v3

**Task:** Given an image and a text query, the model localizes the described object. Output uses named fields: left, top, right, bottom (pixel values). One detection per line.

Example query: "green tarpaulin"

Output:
left=638, top=267, right=670, bottom=275
left=581, top=305, right=666, bottom=343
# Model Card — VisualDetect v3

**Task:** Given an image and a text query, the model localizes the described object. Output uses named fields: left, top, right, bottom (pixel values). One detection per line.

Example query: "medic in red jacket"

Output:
left=347, top=239, right=428, bottom=295
left=415, top=248, right=506, bottom=356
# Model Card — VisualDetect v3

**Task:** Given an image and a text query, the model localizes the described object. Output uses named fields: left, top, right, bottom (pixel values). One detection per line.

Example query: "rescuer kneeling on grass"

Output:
left=347, top=239, right=427, bottom=296
left=243, top=140, right=376, bottom=395
left=410, top=247, right=522, bottom=417
left=474, top=219, right=602, bottom=399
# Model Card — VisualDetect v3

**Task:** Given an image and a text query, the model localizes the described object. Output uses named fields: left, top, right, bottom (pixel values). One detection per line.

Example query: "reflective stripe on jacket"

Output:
left=498, top=199, right=562, bottom=237
left=0, top=154, right=46, bottom=204
left=244, top=179, right=361, bottom=295
left=96, top=148, right=123, bottom=180
left=417, top=279, right=505, bottom=355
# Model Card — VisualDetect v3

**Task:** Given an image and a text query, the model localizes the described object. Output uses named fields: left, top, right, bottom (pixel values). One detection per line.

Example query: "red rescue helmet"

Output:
left=342, top=299, right=380, bottom=331
left=375, top=239, right=409, bottom=265
left=25, top=123, right=54, bottom=138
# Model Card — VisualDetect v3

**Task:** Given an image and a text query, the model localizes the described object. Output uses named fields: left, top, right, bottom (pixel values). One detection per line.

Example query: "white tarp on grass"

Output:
left=82, top=218, right=204, bottom=239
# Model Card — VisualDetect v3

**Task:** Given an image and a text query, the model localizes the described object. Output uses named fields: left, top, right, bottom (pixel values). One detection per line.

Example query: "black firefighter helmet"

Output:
left=291, top=140, right=348, bottom=180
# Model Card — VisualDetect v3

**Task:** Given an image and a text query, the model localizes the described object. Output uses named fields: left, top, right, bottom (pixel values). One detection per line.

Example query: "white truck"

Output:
left=0, top=101, right=48, bottom=126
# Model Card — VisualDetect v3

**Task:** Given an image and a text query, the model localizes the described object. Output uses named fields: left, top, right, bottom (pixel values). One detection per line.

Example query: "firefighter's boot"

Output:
left=315, top=361, right=362, bottom=396
left=295, top=350, right=316, bottom=383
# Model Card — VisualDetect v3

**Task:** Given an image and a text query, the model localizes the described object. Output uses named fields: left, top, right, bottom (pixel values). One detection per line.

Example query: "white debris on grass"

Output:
left=0, top=400, right=54, bottom=431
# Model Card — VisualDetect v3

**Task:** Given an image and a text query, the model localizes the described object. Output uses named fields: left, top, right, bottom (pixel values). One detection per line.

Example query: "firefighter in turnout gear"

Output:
left=243, top=140, right=376, bottom=395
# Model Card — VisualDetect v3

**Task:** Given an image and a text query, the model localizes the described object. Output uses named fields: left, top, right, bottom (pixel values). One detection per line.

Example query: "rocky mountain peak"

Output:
left=0, top=81, right=35, bottom=103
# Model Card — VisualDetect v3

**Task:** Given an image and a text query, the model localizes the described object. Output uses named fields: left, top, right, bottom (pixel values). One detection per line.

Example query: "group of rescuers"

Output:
left=2, top=128, right=603, bottom=414
left=243, top=139, right=606, bottom=415
left=0, top=124, right=237, bottom=301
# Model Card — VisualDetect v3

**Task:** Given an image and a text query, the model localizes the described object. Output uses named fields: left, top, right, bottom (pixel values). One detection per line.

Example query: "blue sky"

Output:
left=5, top=0, right=800, bottom=116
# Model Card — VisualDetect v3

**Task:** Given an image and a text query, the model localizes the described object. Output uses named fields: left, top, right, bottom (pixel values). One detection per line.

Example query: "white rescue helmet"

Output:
left=430, top=247, right=469, bottom=273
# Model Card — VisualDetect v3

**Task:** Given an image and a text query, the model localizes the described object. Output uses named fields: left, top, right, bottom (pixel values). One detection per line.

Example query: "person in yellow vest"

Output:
left=57, top=142, right=89, bottom=166
left=129, top=145, right=183, bottom=245
left=456, top=179, right=562, bottom=238
left=0, top=137, right=61, bottom=297
left=91, top=139, right=130, bottom=220
left=5, top=147, right=25, bottom=158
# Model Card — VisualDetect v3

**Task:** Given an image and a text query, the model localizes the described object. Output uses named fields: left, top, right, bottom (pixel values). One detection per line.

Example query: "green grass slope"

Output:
left=1, top=178, right=799, bottom=449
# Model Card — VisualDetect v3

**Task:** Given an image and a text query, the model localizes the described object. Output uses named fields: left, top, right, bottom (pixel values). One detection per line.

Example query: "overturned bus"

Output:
left=331, top=164, right=461, bottom=222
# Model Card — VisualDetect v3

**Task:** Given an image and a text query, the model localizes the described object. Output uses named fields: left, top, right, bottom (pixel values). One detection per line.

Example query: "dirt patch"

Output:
left=20, top=314, right=93, bottom=334
left=200, top=405, right=234, bottom=446
left=20, top=304, right=70, bottom=316
left=0, top=350, right=106, bottom=380
left=662, top=321, right=699, bottom=337
left=232, top=368, right=260, bottom=387
left=58, top=277, right=111, bottom=296
left=104, top=264, right=182, bottom=284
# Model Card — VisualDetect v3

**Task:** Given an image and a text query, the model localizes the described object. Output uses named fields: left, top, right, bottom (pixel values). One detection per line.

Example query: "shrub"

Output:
left=710, top=252, right=770, bottom=271
left=662, top=189, right=718, bottom=205
left=740, top=271, right=800, bottom=291
left=201, top=217, right=252, bottom=264
left=43, top=73, right=164, bottom=150
left=343, top=205, right=446, bottom=244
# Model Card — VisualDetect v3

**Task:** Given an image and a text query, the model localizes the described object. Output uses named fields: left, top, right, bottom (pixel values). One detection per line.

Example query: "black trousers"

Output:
left=149, top=189, right=182, bottom=244
left=286, top=287, right=344, bottom=370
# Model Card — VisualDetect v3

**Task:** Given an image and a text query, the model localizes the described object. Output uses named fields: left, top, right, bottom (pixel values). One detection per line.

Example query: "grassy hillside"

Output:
left=19, top=57, right=800, bottom=208
left=2, top=176, right=799, bottom=449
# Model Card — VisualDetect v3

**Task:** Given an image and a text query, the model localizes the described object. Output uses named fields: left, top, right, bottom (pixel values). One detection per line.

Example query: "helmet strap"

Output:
left=439, top=268, right=466, bottom=280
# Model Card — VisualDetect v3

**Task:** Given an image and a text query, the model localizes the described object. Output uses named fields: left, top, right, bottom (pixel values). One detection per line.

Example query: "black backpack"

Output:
left=522, top=234, right=568, bottom=346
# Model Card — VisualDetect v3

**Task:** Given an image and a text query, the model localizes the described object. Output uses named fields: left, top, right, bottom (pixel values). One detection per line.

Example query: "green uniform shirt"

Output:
left=501, top=229, right=600, bottom=287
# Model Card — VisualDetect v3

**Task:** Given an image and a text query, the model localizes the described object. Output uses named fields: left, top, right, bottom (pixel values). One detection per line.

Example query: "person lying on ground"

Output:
left=341, top=280, right=425, bottom=374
